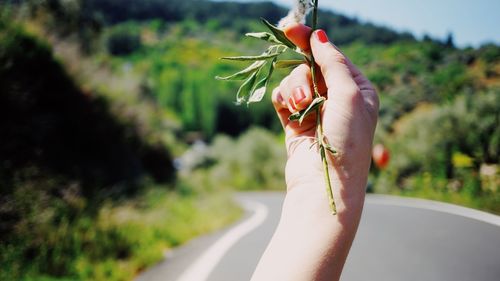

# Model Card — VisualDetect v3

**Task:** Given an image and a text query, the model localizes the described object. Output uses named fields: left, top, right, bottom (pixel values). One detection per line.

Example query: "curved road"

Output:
left=136, top=192, right=500, bottom=281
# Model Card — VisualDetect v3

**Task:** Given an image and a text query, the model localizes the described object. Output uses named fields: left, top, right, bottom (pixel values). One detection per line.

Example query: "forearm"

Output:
left=251, top=183, right=365, bottom=281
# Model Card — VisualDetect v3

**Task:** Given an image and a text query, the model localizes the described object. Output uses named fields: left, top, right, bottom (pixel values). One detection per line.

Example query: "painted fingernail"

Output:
left=288, top=97, right=297, bottom=111
left=277, top=93, right=284, bottom=105
left=315, top=29, right=329, bottom=43
left=278, top=94, right=286, bottom=107
left=293, top=87, right=306, bottom=105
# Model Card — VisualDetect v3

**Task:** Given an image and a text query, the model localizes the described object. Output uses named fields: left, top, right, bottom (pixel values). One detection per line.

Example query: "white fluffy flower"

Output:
left=278, top=0, right=314, bottom=29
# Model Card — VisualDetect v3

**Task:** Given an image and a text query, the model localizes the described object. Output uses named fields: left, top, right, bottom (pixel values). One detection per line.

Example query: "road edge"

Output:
left=367, top=194, right=500, bottom=226
left=175, top=200, right=269, bottom=281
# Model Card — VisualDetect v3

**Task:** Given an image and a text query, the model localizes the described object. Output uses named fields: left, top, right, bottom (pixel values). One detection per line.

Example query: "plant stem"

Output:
left=309, top=0, right=337, bottom=215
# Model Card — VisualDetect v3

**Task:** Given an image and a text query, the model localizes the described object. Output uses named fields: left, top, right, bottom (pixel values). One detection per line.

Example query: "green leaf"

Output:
left=261, top=18, right=297, bottom=50
left=245, top=32, right=281, bottom=44
left=288, top=112, right=301, bottom=121
left=236, top=70, right=259, bottom=105
left=222, top=45, right=286, bottom=62
left=248, top=58, right=277, bottom=104
left=215, top=60, right=266, bottom=81
left=288, top=96, right=326, bottom=123
left=222, top=53, right=281, bottom=62
left=275, top=60, right=304, bottom=69
left=324, top=144, right=337, bottom=155
left=299, top=97, right=326, bottom=124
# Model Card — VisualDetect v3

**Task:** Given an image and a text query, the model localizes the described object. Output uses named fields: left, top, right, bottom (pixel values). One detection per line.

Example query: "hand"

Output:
left=251, top=24, right=379, bottom=281
left=272, top=24, right=379, bottom=215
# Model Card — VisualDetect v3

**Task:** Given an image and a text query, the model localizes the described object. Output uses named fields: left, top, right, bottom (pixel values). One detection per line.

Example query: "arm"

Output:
left=251, top=25, right=379, bottom=281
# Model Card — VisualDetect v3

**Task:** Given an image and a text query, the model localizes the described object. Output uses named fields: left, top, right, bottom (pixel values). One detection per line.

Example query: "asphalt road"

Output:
left=136, top=192, right=500, bottom=281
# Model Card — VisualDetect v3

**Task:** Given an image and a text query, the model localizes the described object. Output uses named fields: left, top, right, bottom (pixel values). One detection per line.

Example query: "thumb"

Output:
left=283, top=23, right=312, bottom=52
left=310, top=30, right=359, bottom=97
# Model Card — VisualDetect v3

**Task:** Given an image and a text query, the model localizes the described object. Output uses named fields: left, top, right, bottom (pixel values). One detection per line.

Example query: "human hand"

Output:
left=252, top=24, right=378, bottom=281
left=272, top=24, right=379, bottom=216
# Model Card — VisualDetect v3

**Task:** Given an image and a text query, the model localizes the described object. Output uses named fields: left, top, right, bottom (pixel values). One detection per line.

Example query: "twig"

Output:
left=309, top=0, right=337, bottom=215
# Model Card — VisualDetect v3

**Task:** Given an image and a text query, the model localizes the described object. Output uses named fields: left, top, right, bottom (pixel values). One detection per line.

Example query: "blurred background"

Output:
left=0, top=0, right=498, bottom=280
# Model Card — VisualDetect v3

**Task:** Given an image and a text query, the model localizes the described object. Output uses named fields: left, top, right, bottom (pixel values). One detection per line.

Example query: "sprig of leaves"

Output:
left=217, top=0, right=338, bottom=215
left=216, top=18, right=309, bottom=116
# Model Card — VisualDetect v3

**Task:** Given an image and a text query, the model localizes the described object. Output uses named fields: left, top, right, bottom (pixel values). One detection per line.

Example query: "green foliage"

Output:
left=133, top=33, right=285, bottom=137
left=203, top=128, right=286, bottom=190
left=0, top=16, right=195, bottom=281
left=0, top=20, right=175, bottom=197
left=374, top=92, right=500, bottom=213
left=218, top=18, right=308, bottom=107
left=9, top=0, right=415, bottom=46
left=106, top=23, right=142, bottom=56
left=0, top=179, right=241, bottom=281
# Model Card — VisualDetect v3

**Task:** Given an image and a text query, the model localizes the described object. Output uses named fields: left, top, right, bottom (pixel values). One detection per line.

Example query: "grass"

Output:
left=392, top=188, right=500, bottom=215
left=375, top=172, right=500, bottom=215
left=1, top=184, right=243, bottom=281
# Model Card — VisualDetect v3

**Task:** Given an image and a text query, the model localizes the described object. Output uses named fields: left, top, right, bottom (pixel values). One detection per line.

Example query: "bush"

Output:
left=374, top=92, right=500, bottom=213
left=206, top=128, right=286, bottom=190
left=0, top=20, right=175, bottom=197
left=106, top=24, right=142, bottom=56
left=0, top=179, right=241, bottom=281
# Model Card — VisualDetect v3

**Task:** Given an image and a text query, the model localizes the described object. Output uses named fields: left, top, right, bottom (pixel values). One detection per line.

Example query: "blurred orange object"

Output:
left=372, top=144, right=390, bottom=169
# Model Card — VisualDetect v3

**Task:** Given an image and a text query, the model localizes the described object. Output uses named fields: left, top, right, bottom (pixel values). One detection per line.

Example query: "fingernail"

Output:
left=315, top=30, right=329, bottom=43
left=288, top=97, right=297, bottom=111
left=277, top=93, right=284, bottom=104
left=293, top=87, right=306, bottom=105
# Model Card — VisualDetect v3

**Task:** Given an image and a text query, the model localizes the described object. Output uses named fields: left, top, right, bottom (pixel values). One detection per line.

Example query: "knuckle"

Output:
left=364, top=90, right=380, bottom=118
left=291, top=63, right=310, bottom=76
left=327, top=51, right=348, bottom=66
left=279, top=76, right=289, bottom=94
left=336, top=83, right=363, bottom=106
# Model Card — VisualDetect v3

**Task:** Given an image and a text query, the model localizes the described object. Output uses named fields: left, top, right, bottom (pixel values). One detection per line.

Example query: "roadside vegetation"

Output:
left=0, top=0, right=498, bottom=280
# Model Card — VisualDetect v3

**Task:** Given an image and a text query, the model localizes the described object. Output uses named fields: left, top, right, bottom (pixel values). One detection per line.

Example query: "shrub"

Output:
left=107, top=24, right=142, bottom=56
left=374, top=92, right=500, bottom=213
left=207, top=127, right=286, bottom=190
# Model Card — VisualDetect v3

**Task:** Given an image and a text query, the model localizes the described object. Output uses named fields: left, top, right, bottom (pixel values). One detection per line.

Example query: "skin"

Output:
left=250, top=23, right=379, bottom=281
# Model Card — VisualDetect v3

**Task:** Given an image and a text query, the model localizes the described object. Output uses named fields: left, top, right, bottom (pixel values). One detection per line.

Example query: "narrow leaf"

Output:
left=288, top=112, right=301, bottom=121
left=299, top=97, right=326, bottom=124
left=248, top=58, right=276, bottom=104
left=216, top=60, right=266, bottom=81
left=324, top=144, right=337, bottom=155
left=275, top=60, right=304, bottom=69
left=222, top=52, right=280, bottom=62
left=288, top=96, right=326, bottom=122
left=236, top=71, right=259, bottom=105
left=261, top=18, right=297, bottom=50
left=248, top=87, right=266, bottom=104
left=245, top=32, right=281, bottom=44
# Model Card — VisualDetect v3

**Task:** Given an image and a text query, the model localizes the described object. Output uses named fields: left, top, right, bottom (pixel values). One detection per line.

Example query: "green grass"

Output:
left=392, top=188, right=500, bottom=215
left=374, top=172, right=500, bottom=215
left=1, top=185, right=243, bottom=281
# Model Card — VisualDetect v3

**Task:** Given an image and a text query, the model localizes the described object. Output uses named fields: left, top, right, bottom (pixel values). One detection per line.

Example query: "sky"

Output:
left=225, top=0, right=500, bottom=47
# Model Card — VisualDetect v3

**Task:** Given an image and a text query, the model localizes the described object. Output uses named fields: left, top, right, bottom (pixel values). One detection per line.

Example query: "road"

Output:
left=136, top=192, right=500, bottom=281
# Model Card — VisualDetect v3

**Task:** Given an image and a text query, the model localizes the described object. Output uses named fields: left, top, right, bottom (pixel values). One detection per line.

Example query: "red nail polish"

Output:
left=293, top=87, right=306, bottom=105
left=315, top=30, right=329, bottom=43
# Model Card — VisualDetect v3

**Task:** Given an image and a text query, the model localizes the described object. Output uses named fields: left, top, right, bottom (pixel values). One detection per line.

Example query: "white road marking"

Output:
left=175, top=200, right=269, bottom=281
left=367, top=194, right=500, bottom=226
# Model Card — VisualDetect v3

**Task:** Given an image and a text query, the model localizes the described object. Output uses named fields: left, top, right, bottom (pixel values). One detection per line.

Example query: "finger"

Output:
left=279, top=64, right=313, bottom=112
left=310, top=29, right=360, bottom=99
left=272, top=87, right=290, bottom=130
left=283, top=24, right=327, bottom=96
left=283, top=23, right=312, bottom=52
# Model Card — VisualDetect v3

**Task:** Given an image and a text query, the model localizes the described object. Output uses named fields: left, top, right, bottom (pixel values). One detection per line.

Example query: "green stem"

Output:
left=310, top=0, right=337, bottom=215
